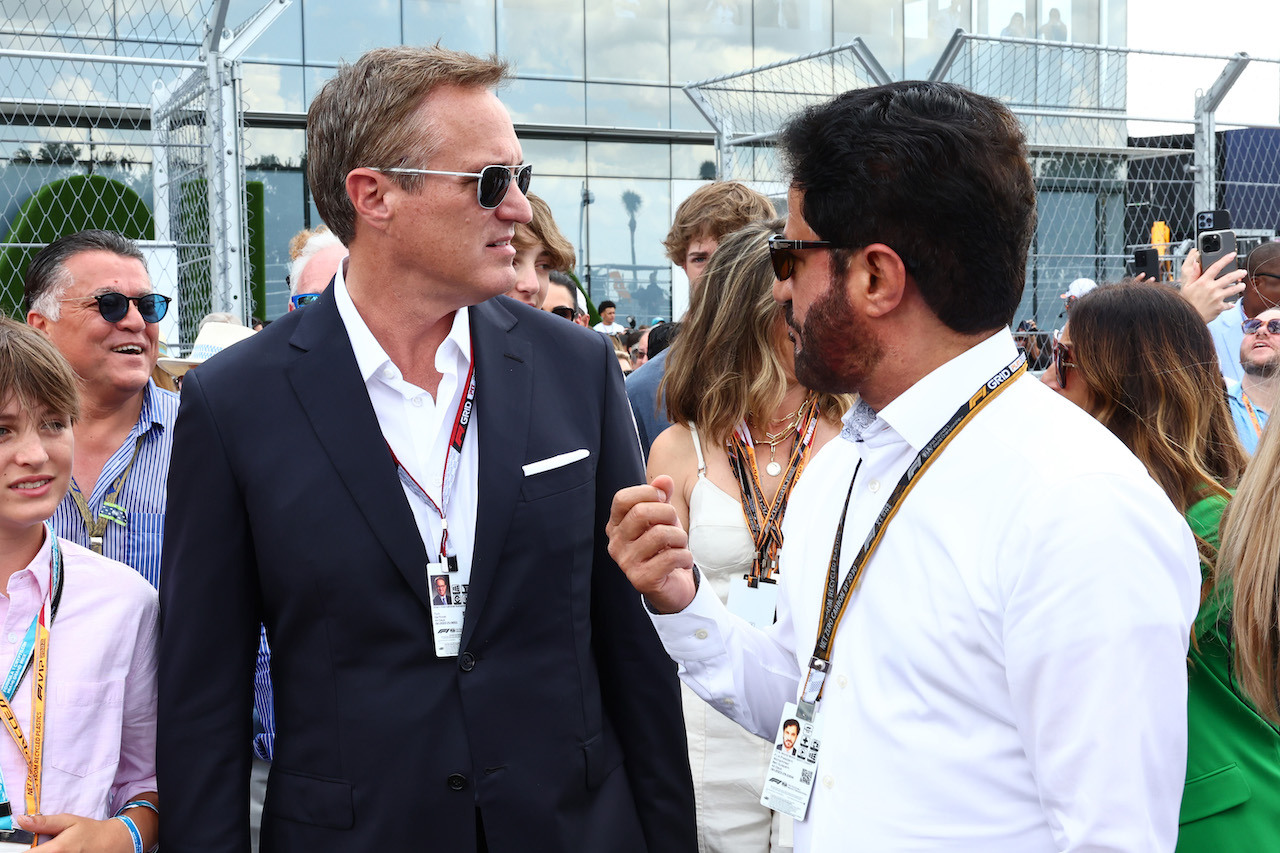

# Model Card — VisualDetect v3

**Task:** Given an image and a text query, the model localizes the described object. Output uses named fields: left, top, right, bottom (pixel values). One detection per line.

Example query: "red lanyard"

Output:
left=388, top=355, right=476, bottom=569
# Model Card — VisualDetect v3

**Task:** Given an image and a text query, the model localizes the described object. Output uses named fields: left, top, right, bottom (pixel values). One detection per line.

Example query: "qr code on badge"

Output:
left=800, top=769, right=813, bottom=784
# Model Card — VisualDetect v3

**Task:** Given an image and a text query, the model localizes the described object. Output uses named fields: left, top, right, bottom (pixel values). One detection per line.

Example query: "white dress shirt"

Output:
left=333, top=265, right=477, bottom=579
left=651, top=330, right=1200, bottom=852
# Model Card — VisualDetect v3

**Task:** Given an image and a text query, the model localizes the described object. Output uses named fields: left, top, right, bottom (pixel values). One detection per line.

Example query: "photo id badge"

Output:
left=727, top=575, right=779, bottom=629
left=760, top=701, right=822, bottom=821
left=428, top=568, right=466, bottom=657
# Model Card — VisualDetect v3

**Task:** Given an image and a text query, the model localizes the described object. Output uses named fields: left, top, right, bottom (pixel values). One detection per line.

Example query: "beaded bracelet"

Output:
left=113, top=814, right=144, bottom=853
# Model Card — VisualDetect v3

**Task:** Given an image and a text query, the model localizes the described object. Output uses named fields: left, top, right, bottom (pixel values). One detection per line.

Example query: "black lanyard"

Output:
left=804, top=354, right=1026, bottom=709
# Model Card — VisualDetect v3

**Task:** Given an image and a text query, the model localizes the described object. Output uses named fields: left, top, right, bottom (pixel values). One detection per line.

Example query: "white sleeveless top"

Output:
left=682, top=424, right=793, bottom=853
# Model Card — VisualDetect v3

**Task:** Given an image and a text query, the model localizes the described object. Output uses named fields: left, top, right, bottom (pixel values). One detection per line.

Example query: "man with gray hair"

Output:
left=24, top=229, right=178, bottom=589
left=286, top=224, right=346, bottom=309
left=159, top=45, right=695, bottom=853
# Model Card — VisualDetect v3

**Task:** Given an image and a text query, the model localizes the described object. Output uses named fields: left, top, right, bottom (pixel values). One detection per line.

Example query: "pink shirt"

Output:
left=0, top=530, right=157, bottom=819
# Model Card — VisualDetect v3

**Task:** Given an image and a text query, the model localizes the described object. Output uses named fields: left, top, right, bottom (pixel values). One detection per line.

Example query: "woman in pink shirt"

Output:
left=0, top=318, right=157, bottom=852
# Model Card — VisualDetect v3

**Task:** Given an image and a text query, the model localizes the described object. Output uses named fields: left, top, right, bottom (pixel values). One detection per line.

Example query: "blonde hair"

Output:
left=512, top=194, right=575, bottom=271
left=1218, top=419, right=1280, bottom=723
left=0, top=317, right=80, bottom=423
left=307, top=46, right=508, bottom=245
left=663, top=182, right=776, bottom=266
left=662, top=219, right=851, bottom=442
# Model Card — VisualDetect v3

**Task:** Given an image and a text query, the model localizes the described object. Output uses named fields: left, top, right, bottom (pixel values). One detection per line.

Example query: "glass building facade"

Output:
left=3, top=0, right=1127, bottom=320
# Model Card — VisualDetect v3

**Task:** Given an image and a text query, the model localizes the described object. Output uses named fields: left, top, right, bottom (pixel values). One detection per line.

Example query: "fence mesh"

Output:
left=686, top=33, right=1280, bottom=337
left=0, top=0, right=257, bottom=351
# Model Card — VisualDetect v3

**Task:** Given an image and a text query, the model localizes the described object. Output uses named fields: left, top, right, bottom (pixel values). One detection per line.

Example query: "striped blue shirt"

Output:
left=49, top=380, right=179, bottom=590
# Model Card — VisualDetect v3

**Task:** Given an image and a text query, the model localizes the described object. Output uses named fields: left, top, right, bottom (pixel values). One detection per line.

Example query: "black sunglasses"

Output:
left=1242, top=318, right=1280, bottom=335
left=767, top=235, right=839, bottom=281
left=1053, top=338, right=1076, bottom=388
left=371, top=164, right=532, bottom=209
left=64, top=292, right=171, bottom=324
left=550, top=305, right=576, bottom=320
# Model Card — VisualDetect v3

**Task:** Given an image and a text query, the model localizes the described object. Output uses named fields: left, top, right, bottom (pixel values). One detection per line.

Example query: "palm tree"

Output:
left=622, top=190, right=643, bottom=288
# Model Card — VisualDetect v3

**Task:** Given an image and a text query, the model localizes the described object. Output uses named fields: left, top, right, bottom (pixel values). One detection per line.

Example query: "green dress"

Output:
left=1176, top=495, right=1280, bottom=851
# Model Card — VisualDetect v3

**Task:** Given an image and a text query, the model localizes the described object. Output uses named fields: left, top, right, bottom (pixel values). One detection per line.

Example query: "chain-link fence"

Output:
left=0, top=0, right=281, bottom=349
left=686, top=31, right=1280, bottom=334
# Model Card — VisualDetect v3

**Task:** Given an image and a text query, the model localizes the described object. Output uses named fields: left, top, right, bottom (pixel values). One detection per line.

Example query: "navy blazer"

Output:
left=157, top=291, right=696, bottom=852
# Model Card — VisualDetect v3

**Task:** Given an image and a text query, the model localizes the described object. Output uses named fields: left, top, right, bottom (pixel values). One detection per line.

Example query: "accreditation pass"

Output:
left=428, top=566, right=466, bottom=657
left=760, top=701, right=823, bottom=820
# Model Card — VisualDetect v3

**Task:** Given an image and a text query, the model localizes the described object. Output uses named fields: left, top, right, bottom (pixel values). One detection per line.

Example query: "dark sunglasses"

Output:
left=290, top=293, right=321, bottom=309
left=1242, top=318, right=1280, bottom=335
left=550, top=305, right=576, bottom=320
left=767, top=235, right=839, bottom=281
left=370, top=164, right=532, bottom=209
left=63, top=292, right=171, bottom=324
left=1052, top=338, right=1076, bottom=388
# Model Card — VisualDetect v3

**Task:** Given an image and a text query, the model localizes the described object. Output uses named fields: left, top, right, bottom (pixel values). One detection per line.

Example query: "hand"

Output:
left=1179, top=248, right=1246, bottom=323
left=14, top=812, right=133, bottom=852
left=607, top=475, right=697, bottom=615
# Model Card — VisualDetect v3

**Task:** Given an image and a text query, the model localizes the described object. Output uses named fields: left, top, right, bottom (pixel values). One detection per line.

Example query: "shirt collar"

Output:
left=131, top=380, right=168, bottom=439
left=332, top=260, right=471, bottom=385
left=15, top=525, right=55, bottom=602
left=841, top=329, right=1020, bottom=452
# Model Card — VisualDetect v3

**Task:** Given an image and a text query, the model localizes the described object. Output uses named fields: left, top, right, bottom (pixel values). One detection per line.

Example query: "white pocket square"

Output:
left=522, top=448, right=589, bottom=477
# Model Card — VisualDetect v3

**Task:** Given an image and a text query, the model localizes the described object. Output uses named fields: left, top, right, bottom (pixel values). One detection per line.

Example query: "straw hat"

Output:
left=157, top=322, right=256, bottom=378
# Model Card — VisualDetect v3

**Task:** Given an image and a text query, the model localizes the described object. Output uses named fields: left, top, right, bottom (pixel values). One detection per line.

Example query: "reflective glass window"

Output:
left=303, top=0, right=401, bottom=65
left=305, top=64, right=338, bottom=107
left=672, top=143, right=718, bottom=180
left=499, top=79, right=587, bottom=126
left=671, top=93, right=715, bottom=131
left=752, top=0, right=832, bottom=67
left=227, top=0, right=303, bottom=60
left=403, top=0, right=496, bottom=56
left=586, top=83, right=670, bottom=130
left=585, top=0, right=669, bottom=83
left=517, top=139, right=587, bottom=177
left=498, top=0, right=585, bottom=77
left=585, top=177, right=671, bottom=321
left=670, top=0, right=754, bottom=84
left=588, top=142, right=670, bottom=179
left=526, top=175, right=587, bottom=271
left=835, top=0, right=903, bottom=81
left=241, top=63, right=306, bottom=114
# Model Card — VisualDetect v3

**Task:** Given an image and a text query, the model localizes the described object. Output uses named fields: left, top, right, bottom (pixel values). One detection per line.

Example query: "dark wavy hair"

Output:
left=779, top=81, right=1036, bottom=334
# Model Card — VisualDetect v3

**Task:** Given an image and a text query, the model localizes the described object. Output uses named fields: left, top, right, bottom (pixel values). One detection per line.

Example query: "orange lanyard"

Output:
left=1242, top=390, right=1265, bottom=438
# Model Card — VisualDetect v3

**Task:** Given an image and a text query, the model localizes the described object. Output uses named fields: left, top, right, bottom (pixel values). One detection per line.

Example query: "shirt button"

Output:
left=837, top=675, right=848, bottom=688
left=411, top=396, right=424, bottom=407
left=380, top=365, right=395, bottom=380
left=823, top=775, right=835, bottom=789
left=868, top=479, right=881, bottom=493
left=446, top=773, right=467, bottom=791
left=721, top=698, right=735, bottom=706
left=6, top=634, right=14, bottom=644
left=694, top=629, right=709, bottom=640
left=459, top=651, right=476, bottom=672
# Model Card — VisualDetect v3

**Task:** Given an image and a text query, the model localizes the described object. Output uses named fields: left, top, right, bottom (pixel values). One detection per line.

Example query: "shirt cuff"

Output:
left=646, top=569, right=732, bottom=663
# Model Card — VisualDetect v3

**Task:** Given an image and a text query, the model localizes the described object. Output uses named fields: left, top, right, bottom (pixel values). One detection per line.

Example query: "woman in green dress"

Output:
left=1043, top=280, right=1279, bottom=851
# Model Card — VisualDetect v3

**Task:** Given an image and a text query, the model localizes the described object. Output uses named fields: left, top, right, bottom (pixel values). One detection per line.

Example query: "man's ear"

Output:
left=346, top=168, right=394, bottom=234
left=26, top=310, right=50, bottom=335
left=857, top=243, right=909, bottom=319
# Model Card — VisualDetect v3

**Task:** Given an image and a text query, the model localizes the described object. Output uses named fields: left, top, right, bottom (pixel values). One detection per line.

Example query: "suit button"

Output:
left=459, top=651, right=476, bottom=671
left=447, top=773, right=467, bottom=791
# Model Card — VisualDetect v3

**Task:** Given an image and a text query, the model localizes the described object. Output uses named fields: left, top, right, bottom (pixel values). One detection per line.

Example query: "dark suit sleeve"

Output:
left=591, top=342, right=698, bottom=851
left=158, top=371, right=260, bottom=852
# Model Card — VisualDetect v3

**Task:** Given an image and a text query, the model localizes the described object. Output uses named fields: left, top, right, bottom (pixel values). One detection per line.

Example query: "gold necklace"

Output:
left=750, top=417, right=799, bottom=476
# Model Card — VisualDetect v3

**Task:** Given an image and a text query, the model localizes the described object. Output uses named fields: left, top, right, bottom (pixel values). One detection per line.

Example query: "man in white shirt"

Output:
left=594, top=300, right=627, bottom=334
left=609, top=81, right=1200, bottom=853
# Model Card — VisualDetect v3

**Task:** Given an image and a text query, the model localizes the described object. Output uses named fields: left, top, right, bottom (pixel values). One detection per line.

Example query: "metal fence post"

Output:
left=1194, top=53, right=1250, bottom=215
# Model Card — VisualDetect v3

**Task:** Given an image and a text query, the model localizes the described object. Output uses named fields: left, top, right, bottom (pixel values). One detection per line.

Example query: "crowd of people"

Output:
left=1, top=42, right=1279, bottom=853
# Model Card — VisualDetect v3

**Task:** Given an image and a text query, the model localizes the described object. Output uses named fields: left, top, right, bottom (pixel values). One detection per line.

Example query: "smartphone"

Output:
left=1196, top=209, right=1231, bottom=235
left=1132, top=248, right=1161, bottom=281
left=1198, top=229, right=1238, bottom=281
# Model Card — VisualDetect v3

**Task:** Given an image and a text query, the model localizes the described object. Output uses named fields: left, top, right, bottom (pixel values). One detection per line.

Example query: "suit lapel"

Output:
left=286, top=295, right=431, bottom=610
left=461, top=299, right=532, bottom=647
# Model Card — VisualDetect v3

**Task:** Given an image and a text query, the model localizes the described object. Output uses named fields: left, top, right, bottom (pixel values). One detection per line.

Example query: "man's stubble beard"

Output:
left=786, top=265, right=883, bottom=396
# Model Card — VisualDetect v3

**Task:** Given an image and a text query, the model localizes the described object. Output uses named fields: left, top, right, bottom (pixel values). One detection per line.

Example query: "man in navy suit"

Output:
left=157, top=45, right=695, bottom=853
